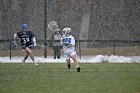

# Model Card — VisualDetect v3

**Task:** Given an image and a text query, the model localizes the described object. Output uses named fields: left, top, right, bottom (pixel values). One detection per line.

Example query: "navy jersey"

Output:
left=17, top=31, right=34, bottom=48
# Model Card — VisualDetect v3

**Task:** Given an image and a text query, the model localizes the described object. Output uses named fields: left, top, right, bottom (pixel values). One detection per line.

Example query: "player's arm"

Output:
left=13, top=31, right=21, bottom=46
left=61, top=35, right=66, bottom=46
left=13, top=33, right=18, bottom=46
left=69, top=36, right=75, bottom=46
left=30, top=31, right=37, bottom=47
left=32, top=37, right=37, bottom=46
left=14, top=33, right=17, bottom=42
left=60, top=37, right=64, bottom=46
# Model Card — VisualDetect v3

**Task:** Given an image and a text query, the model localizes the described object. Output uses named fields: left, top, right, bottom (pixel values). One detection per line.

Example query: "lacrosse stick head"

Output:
left=48, top=21, right=60, bottom=32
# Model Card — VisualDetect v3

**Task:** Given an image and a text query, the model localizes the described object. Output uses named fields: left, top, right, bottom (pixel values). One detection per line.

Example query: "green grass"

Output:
left=0, top=63, right=140, bottom=93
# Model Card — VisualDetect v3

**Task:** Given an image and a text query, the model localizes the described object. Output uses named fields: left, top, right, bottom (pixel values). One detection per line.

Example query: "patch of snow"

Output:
left=0, top=55, right=140, bottom=63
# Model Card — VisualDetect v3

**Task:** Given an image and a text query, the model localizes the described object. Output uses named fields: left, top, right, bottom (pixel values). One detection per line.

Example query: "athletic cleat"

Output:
left=35, top=63, right=39, bottom=67
left=67, top=63, right=71, bottom=69
left=77, top=67, right=81, bottom=72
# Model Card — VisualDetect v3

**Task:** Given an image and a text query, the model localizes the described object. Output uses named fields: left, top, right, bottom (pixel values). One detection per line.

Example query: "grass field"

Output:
left=0, top=63, right=140, bottom=93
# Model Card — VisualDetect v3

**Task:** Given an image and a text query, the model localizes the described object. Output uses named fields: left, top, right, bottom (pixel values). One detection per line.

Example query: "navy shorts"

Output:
left=22, top=43, right=32, bottom=49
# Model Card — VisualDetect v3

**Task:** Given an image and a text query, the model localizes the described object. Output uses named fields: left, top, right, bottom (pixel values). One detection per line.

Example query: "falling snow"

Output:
left=0, top=0, right=140, bottom=58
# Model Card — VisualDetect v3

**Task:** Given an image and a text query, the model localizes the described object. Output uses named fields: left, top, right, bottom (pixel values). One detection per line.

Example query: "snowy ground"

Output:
left=0, top=55, right=140, bottom=63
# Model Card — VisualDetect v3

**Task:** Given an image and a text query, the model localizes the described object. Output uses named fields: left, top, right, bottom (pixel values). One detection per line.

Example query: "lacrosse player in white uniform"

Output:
left=61, top=27, right=81, bottom=72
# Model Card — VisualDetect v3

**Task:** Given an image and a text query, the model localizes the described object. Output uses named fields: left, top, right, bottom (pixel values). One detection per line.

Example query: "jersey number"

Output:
left=22, top=37, right=29, bottom=43
left=64, top=38, right=71, bottom=44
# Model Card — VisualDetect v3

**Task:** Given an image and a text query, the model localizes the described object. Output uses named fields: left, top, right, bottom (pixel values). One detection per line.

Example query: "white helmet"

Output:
left=62, top=27, right=71, bottom=35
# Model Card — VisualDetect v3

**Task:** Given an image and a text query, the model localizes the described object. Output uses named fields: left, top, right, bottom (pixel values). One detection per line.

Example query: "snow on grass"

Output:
left=0, top=55, right=140, bottom=63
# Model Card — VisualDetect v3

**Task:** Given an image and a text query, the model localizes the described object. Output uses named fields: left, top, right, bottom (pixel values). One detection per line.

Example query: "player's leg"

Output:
left=24, top=47, right=39, bottom=66
left=22, top=53, right=29, bottom=65
left=70, top=51, right=81, bottom=72
left=57, top=50, right=60, bottom=59
left=53, top=46, right=57, bottom=59
left=23, top=53, right=29, bottom=62
left=56, top=47, right=60, bottom=59
left=64, top=52, right=71, bottom=69
left=54, top=50, right=57, bottom=59
left=66, top=58, right=71, bottom=69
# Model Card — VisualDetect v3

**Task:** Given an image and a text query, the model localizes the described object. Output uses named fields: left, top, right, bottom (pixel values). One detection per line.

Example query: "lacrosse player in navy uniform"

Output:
left=14, top=24, right=39, bottom=66
left=61, top=27, right=81, bottom=72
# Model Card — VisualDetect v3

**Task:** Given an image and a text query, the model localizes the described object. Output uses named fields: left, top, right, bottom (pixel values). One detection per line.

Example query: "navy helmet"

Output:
left=21, top=24, right=28, bottom=28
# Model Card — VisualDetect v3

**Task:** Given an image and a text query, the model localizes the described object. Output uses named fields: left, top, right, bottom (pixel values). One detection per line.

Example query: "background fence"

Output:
left=0, top=39, right=139, bottom=60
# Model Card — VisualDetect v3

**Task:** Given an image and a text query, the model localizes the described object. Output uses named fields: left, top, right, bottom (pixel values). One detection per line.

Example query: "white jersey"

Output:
left=62, top=35, right=75, bottom=53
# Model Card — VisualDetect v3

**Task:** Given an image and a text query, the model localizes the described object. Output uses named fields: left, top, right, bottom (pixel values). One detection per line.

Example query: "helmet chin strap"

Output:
left=22, top=28, right=28, bottom=31
left=65, top=33, right=70, bottom=37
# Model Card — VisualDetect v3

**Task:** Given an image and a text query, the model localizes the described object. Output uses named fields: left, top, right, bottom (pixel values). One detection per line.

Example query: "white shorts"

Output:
left=64, top=51, right=76, bottom=60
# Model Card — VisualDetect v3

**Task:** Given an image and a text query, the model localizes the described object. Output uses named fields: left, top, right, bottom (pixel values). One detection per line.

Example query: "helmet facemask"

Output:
left=62, top=27, right=71, bottom=36
left=21, top=24, right=29, bottom=31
